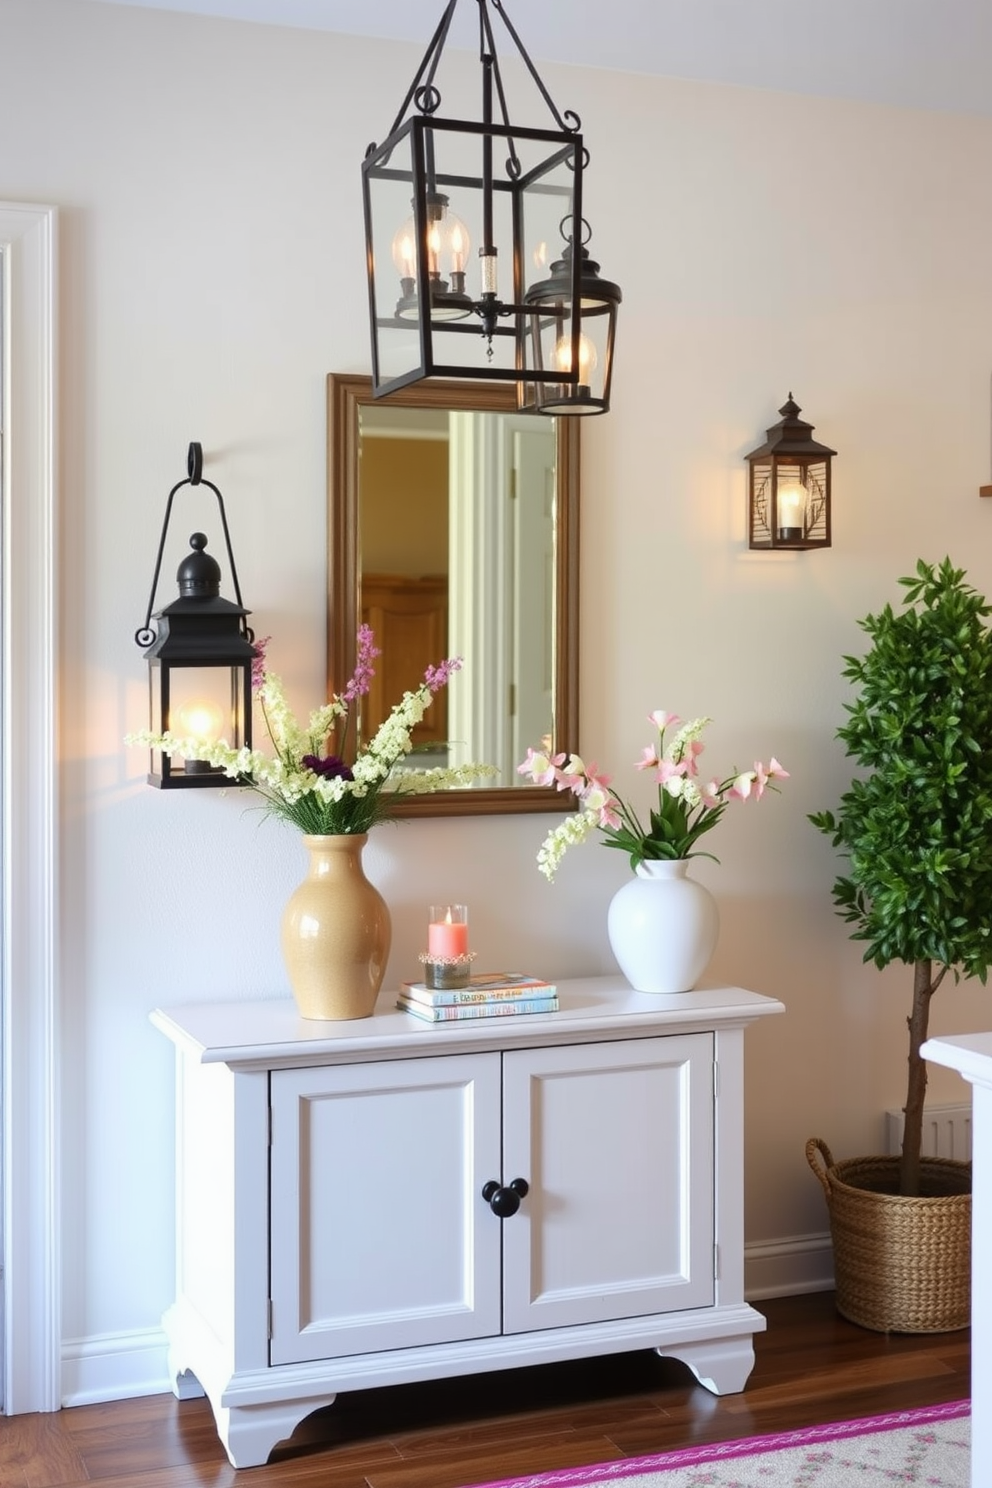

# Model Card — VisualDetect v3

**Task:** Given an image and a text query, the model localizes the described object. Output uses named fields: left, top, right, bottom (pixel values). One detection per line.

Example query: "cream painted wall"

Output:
left=4, top=0, right=992, bottom=1399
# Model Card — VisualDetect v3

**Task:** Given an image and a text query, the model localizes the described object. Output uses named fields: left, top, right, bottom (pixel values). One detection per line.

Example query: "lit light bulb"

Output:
left=427, top=199, right=470, bottom=280
left=175, top=698, right=225, bottom=746
left=391, top=217, right=418, bottom=281
left=553, top=331, right=598, bottom=380
left=776, top=473, right=807, bottom=539
left=449, top=221, right=467, bottom=275
left=426, top=221, right=442, bottom=275
left=390, top=203, right=471, bottom=283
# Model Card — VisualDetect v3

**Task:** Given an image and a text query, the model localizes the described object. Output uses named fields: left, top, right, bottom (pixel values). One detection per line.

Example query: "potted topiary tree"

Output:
left=808, top=556, right=992, bottom=1333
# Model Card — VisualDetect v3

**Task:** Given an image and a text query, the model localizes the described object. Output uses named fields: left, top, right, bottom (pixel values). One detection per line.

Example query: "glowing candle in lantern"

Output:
left=428, top=905, right=469, bottom=959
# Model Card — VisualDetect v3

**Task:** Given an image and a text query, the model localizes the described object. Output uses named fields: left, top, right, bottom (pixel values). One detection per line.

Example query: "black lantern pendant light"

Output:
left=362, top=0, right=621, bottom=415
left=746, top=395, right=836, bottom=550
left=134, top=443, right=256, bottom=788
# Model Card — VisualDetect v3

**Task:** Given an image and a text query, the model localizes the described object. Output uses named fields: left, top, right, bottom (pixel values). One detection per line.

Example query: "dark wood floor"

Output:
left=0, top=1291, right=971, bottom=1488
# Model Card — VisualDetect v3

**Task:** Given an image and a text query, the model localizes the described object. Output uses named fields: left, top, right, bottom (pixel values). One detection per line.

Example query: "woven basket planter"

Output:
left=806, top=1136, right=971, bottom=1334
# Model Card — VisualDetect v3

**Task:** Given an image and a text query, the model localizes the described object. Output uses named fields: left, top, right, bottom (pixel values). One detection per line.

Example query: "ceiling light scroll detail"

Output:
left=362, top=0, right=621, bottom=415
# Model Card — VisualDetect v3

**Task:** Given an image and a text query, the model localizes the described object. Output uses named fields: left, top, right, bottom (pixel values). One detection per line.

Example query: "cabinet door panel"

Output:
left=270, top=1053, right=502, bottom=1365
left=501, top=1036, right=714, bottom=1332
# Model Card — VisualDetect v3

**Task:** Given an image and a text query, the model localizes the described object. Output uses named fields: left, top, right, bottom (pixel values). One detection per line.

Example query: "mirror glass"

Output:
left=327, top=374, right=580, bottom=816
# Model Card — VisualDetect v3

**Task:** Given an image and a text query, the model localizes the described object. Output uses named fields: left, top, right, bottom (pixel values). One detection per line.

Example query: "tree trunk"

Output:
left=900, top=958, right=936, bottom=1197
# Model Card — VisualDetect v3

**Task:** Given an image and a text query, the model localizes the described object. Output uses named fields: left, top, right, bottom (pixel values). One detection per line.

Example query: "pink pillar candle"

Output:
left=428, top=905, right=469, bottom=959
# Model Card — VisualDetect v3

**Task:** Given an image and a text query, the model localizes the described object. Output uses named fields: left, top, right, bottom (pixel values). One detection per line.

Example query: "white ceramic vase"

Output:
left=607, top=858, right=719, bottom=994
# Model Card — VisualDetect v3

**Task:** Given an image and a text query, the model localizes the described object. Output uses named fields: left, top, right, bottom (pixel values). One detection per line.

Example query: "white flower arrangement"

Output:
left=127, top=626, right=496, bottom=834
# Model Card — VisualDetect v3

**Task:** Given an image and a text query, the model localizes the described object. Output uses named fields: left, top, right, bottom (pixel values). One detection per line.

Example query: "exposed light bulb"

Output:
left=449, top=222, right=467, bottom=275
left=427, top=222, right=442, bottom=275
left=175, top=698, right=225, bottom=746
left=553, top=331, right=598, bottom=379
left=391, top=203, right=471, bottom=283
left=776, top=473, right=807, bottom=538
left=394, top=228, right=416, bottom=279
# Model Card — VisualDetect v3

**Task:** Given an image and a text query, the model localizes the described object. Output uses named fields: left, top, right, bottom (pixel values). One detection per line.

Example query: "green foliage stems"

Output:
left=601, top=786, right=725, bottom=868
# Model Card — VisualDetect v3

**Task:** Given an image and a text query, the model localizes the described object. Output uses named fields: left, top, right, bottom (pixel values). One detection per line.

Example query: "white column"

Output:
left=0, top=200, right=61, bottom=1413
left=922, top=1031, right=992, bottom=1488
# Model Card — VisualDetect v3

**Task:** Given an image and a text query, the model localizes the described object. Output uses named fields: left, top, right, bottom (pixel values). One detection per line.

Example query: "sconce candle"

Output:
left=428, top=905, right=469, bottom=959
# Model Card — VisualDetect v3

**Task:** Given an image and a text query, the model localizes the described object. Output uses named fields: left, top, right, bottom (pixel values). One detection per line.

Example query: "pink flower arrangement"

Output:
left=518, top=712, right=788, bottom=881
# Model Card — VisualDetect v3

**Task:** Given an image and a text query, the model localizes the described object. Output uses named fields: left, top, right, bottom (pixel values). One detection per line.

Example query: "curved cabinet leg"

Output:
left=166, top=1339, right=205, bottom=1400
left=657, top=1334, right=756, bottom=1395
left=213, top=1396, right=339, bottom=1469
left=171, top=1368, right=206, bottom=1401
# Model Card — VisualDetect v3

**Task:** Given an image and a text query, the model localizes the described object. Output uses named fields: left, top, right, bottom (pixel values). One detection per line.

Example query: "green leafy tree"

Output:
left=810, top=558, right=992, bottom=1196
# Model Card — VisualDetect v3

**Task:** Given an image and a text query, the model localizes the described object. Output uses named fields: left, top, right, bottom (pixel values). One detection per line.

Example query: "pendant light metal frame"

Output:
left=362, top=0, right=620, bottom=414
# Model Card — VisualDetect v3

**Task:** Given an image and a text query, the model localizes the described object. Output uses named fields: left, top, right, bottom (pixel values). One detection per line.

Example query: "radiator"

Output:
left=884, top=1103, right=972, bottom=1161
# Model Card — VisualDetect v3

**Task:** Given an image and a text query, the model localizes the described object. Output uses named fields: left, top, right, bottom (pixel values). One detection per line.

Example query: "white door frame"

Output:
left=1, top=202, right=61, bottom=1413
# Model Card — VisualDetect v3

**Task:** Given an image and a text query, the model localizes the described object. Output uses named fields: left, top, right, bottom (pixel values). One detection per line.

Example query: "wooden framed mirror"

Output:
left=327, top=374, right=580, bottom=817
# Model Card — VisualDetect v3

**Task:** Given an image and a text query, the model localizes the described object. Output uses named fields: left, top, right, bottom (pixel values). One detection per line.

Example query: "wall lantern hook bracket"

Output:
left=134, top=443, right=252, bottom=648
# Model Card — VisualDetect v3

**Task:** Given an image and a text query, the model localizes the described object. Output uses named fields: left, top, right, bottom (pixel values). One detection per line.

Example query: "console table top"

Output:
left=152, top=976, right=785, bottom=1069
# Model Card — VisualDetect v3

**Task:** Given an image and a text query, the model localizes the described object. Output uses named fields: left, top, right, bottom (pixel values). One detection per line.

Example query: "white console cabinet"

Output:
left=152, top=977, right=783, bottom=1468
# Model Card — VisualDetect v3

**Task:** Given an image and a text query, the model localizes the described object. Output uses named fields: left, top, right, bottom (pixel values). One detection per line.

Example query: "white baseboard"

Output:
left=61, top=1327, right=171, bottom=1406
left=59, top=1235, right=835, bottom=1406
left=744, top=1231, right=835, bottom=1300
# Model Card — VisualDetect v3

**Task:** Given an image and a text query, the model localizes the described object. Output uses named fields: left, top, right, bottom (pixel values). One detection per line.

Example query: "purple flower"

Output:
left=251, top=635, right=271, bottom=692
left=342, top=623, right=382, bottom=703
left=424, top=656, right=463, bottom=694
left=302, top=753, right=354, bottom=781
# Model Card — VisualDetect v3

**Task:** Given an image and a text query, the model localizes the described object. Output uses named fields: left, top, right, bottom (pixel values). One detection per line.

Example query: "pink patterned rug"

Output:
left=467, top=1400, right=970, bottom=1487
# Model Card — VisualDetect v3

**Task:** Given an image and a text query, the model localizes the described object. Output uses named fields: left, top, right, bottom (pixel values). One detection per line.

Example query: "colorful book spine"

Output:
left=401, top=977, right=557, bottom=1007
left=397, top=994, right=559, bottom=1023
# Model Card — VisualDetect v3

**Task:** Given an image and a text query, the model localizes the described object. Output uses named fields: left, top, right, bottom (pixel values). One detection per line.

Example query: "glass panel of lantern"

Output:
left=516, top=147, right=600, bottom=414
left=748, top=456, right=832, bottom=550
left=521, top=237, right=619, bottom=415
left=363, top=114, right=584, bottom=401
left=516, top=147, right=621, bottom=417
left=147, top=660, right=249, bottom=787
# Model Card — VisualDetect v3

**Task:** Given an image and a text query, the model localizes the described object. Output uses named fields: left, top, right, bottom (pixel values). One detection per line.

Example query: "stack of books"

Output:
left=397, top=973, right=559, bottom=1023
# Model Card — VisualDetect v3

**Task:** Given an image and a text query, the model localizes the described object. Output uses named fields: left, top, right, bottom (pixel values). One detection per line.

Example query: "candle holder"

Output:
left=424, top=903, right=474, bottom=987
left=418, top=949, right=478, bottom=990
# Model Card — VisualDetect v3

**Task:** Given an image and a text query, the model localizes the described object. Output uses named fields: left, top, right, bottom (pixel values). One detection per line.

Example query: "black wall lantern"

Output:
left=746, top=395, right=836, bottom=551
left=362, top=0, right=621, bottom=415
left=134, top=443, right=256, bottom=788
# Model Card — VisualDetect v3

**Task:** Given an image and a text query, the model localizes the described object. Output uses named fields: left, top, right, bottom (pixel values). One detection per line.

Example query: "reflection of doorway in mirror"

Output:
left=511, top=425, right=556, bottom=764
left=357, top=408, right=450, bottom=759
left=448, top=414, right=555, bottom=783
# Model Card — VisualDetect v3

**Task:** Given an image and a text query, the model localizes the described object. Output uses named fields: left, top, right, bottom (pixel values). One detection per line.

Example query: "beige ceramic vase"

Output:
left=281, top=833, right=391, bottom=1020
